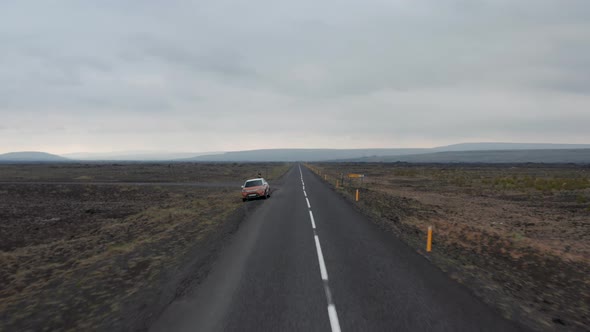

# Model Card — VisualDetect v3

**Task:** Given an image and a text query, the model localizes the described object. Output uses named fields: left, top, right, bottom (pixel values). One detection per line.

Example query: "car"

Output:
left=241, top=178, right=270, bottom=202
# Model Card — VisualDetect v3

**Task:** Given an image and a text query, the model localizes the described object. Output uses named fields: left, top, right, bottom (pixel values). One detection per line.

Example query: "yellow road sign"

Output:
left=348, top=173, right=365, bottom=178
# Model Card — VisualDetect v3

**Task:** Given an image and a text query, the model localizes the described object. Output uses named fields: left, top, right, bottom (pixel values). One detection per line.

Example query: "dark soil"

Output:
left=309, top=162, right=590, bottom=332
left=0, top=163, right=290, bottom=331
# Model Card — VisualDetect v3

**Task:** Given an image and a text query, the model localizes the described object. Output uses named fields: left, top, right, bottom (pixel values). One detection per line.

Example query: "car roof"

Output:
left=245, top=178, right=264, bottom=182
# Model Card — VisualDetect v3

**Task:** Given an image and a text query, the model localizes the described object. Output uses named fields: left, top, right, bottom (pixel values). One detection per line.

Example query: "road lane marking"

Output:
left=314, top=235, right=329, bottom=281
left=328, top=305, right=342, bottom=332
left=309, top=210, right=316, bottom=229
left=299, top=164, right=342, bottom=332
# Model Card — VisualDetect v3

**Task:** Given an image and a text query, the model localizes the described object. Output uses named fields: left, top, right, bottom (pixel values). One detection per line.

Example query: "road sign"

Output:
left=348, top=173, right=365, bottom=178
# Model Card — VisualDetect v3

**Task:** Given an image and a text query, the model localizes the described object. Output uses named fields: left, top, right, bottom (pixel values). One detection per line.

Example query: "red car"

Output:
left=241, top=178, right=270, bottom=201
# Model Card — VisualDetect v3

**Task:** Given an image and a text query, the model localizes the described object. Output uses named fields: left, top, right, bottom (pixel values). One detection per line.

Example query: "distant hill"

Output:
left=2, top=143, right=589, bottom=163
left=433, top=143, right=590, bottom=151
left=184, top=144, right=590, bottom=162
left=184, top=148, right=428, bottom=162
left=0, top=151, right=70, bottom=162
left=344, top=149, right=590, bottom=164
left=63, top=151, right=220, bottom=161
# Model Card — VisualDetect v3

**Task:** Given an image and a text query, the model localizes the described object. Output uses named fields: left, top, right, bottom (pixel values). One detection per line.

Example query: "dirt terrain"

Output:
left=0, top=162, right=290, bottom=331
left=0, top=162, right=285, bottom=183
left=308, top=163, right=590, bottom=331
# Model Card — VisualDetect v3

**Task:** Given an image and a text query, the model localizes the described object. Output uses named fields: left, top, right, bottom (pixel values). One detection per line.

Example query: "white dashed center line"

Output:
left=298, top=165, right=341, bottom=332
left=328, top=305, right=342, bottom=331
left=314, top=235, right=329, bottom=281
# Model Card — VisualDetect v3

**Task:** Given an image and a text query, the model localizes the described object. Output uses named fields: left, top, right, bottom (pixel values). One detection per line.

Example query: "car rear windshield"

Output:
left=245, top=180, right=263, bottom=187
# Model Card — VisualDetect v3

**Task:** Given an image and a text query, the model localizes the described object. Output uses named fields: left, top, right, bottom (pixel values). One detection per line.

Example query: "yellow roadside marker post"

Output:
left=355, top=189, right=359, bottom=202
left=427, top=226, right=433, bottom=252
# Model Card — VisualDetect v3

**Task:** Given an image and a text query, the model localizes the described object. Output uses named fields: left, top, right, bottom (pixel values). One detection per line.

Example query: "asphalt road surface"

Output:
left=151, top=164, right=526, bottom=332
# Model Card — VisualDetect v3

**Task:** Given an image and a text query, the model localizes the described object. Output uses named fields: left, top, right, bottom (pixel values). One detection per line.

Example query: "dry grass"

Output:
left=0, top=163, right=291, bottom=331
left=308, top=162, right=590, bottom=331
left=0, top=162, right=290, bottom=183
left=0, top=185, right=237, bottom=331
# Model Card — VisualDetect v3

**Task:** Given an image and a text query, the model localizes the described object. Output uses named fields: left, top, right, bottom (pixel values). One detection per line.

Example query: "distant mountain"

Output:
left=63, top=151, right=219, bottom=161
left=183, top=143, right=590, bottom=162
left=433, top=143, right=590, bottom=151
left=2, top=143, right=589, bottom=163
left=184, top=148, right=428, bottom=162
left=344, top=149, right=590, bottom=164
left=0, top=151, right=70, bottom=162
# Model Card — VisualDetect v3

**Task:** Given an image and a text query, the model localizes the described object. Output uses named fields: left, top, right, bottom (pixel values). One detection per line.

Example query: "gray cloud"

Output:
left=1, top=0, right=589, bottom=153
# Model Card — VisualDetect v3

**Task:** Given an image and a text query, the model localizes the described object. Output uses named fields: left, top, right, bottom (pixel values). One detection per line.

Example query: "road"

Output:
left=151, top=164, right=526, bottom=331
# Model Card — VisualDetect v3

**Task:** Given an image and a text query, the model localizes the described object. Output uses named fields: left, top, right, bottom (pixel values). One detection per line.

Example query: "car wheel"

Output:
left=242, top=198, right=247, bottom=202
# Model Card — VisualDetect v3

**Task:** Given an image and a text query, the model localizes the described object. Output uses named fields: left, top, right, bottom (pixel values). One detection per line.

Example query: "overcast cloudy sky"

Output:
left=1, top=0, right=589, bottom=154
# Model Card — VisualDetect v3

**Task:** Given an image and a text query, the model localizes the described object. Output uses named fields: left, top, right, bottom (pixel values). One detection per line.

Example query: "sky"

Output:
left=1, top=0, right=589, bottom=154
